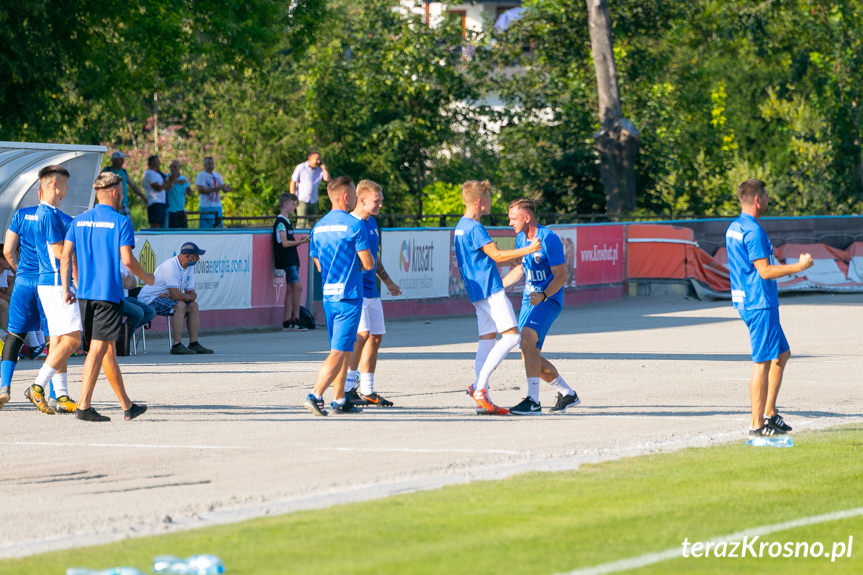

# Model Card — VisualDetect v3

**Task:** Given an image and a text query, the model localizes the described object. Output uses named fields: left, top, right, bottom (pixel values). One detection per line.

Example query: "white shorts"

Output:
left=473, top=289, right=517, bottom=336
left=357, top=297, right=386, bottom=335
left=37, top=285, right=83, bottom=337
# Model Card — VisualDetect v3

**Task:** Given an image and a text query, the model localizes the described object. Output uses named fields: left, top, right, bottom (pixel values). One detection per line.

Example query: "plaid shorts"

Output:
left=149, top=297, right=177, bottom=316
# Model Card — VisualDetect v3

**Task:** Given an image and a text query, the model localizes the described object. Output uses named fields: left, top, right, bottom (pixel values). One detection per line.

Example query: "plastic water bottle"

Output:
left=153, top=554, right=225, bottom=574
left=746, top=435, right=794, bottom=448
left=66, top=568, right=146, bottom=575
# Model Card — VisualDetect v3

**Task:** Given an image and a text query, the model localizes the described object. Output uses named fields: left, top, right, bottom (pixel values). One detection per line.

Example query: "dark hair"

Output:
left=327, top=175, right=354, bottom=197
left=737, top=179, right=766, bottom=205
left=38, top=165, right=70, bottom=179
left=307, top=149, right=320, bottom=158
left=147, top=154, right=159, bottom=166
left=508, top=197, right=536, bottom=214
left=278, top=192, right=298, bottom=207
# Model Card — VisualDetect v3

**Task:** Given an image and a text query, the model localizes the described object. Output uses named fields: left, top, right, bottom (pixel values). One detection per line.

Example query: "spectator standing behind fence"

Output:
left=290, top=151, right=329, bottom=229
left=102, top=151, right=146, bottom=220
left=195, top=157, right=232, bottom=229
left=142, top=155, right=176, bottom=229
left=166, top=160, right=193, bottom=228
left=273, top=193, right=311, bottom=331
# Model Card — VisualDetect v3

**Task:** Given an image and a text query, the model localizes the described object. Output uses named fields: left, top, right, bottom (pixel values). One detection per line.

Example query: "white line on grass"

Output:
left=559, top=506, right=863, bottom=575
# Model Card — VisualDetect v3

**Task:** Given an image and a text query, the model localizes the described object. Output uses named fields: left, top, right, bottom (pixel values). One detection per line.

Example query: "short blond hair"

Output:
left=461, top=180, right=491, bottom=205
left=508, top=197, right=536, bottom=214
left=356, top=179, right=382, bottom=197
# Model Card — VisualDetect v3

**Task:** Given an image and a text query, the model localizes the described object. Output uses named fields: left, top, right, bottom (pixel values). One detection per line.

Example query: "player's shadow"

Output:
left=374, top=351, right=794, bottom=362
left=569, top=406, right=857, bottom=419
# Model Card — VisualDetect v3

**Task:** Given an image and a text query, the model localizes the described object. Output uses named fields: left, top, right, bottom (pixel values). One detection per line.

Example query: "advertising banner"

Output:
left=380, top=229, right=451, bottom=300
left=134, top=233, right=253, bottom=310
left=575, top=225, right=625, bottom=286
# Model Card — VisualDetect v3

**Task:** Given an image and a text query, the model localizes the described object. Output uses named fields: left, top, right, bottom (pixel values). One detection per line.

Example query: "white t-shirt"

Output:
left=195, top=171, right=225, bottom=209
left=290, top=161, right=325, bottom=204
left=137, top=256, right=195, bottom=304
left=142, top=169, right=166, bottom=205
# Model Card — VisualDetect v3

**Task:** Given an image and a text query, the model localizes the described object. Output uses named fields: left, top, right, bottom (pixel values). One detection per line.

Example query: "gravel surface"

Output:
left=1, top=293, right=859, bottom=558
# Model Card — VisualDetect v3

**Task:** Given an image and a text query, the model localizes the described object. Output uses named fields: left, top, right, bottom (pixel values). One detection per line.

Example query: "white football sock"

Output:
left=476, top=333, right=520, bottom=391
left=360, top=372, right=374, bottom=395
left=474, top=339, right=495, bottom=386
left=527, top=377, right=540, bottom=402
left=35, top=365, right=57, bottom=391
left=53, top=372, right=69, bottom=397
left=345, top=370, right=359, bottom=392
left=550, top=375, right=574, bottom=396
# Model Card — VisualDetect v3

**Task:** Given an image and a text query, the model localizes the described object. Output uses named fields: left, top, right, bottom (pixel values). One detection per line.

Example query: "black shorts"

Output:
left=79, top=299, right=124, bottom=342
left=147, top=203, right=167, bottom=226
left=168, top=210, right=188, bottom=228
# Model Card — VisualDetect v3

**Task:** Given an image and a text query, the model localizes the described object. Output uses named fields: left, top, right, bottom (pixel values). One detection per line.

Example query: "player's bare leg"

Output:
left=749, top=361, right=770, bottom=429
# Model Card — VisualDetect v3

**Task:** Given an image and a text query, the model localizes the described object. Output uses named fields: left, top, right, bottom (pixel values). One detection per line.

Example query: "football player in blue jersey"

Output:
left=344, top=180, right=401, bottom=407
left=456, top=180, right=540, bottom=415
left=304, top=176, right=375, bottom=416
left=27, top=165, right=80, bottom=415
left=502, top=198, right=581, bottom=415
left=725, top=179, right=813, bottom=438
left=0, top=194, right=52, bottom=410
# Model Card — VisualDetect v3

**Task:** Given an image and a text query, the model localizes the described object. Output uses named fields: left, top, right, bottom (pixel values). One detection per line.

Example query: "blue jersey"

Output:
left=359, top=216, right=380, bottom=299
left=517, top=225, right=565, bottom=307
left=725, top=213, right=779, bottom=310
left=310, top=210, right=370, bottom=302
left=36, top=202, right=72, bottom=286
left=65, top=205, right=135, bottom=303
left=454, top=217, right=503, bottom=303
left=7, top=206, right=42, bottom=277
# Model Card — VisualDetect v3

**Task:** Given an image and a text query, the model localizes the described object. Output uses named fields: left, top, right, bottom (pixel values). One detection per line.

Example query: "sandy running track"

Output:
left=0, top=294, right=860, bottom=558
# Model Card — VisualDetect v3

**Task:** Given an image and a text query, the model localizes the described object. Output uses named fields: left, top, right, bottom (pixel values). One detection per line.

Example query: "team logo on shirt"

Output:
left=533, top=253, right=542, bottom=264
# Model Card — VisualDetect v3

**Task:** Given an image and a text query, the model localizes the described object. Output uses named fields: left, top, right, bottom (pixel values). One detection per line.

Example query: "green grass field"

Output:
left=4, top=426, right=863, bottom=575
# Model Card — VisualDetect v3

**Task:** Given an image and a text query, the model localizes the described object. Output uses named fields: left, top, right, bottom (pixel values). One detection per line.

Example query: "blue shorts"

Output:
left=283, top=265, right=300, bottom=284
left=739, top=307, right=789, bottom=363
left=8, top=275, right=48, bottom=334
left=324, top=299, right=362, bottom=352
left=518, top=299, right=561, bottom=350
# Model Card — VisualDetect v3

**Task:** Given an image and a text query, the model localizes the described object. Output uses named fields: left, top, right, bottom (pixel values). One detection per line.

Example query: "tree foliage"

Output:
left=2, top=0, right=862, bottom=221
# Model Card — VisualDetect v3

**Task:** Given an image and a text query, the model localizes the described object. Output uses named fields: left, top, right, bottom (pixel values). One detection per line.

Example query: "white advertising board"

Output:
left=134, top=233, right=252, bottom=310
left=380, top=229, right=451, bottom=300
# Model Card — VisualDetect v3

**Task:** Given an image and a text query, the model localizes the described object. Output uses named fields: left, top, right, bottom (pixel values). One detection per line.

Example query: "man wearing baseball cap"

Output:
left=102, top=151, right=146, bottom=220
left=137, top=241, right=214, bottom=354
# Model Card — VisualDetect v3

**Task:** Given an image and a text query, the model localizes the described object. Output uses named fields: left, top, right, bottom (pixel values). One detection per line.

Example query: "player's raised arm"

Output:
left=753, top=253, right=813, bottom=280
left=481, top=237, right=541, bottom=264
left=501, top=263, right=525, bottom=288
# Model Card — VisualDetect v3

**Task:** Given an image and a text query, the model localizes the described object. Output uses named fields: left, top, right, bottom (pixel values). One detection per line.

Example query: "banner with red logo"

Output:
left=575, top=225, right=625, bottom=286
left=380, top=229, right=451, bottom=300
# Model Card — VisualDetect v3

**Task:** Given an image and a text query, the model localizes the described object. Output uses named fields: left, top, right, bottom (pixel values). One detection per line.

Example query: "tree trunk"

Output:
left=586, top=0, right=639, bottom=215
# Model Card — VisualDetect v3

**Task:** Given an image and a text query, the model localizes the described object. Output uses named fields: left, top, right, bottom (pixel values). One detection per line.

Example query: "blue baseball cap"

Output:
left=179, top=242, right=206, bottom=256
